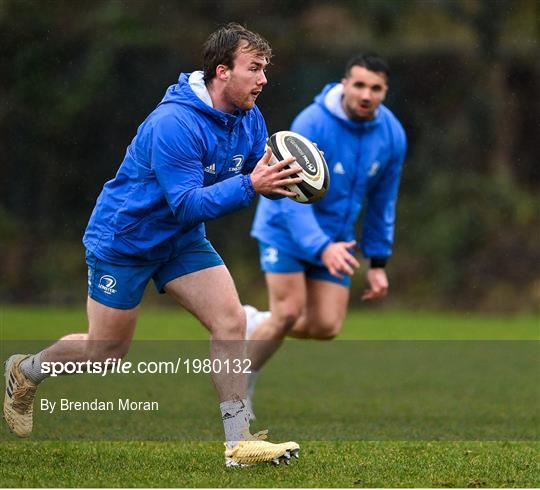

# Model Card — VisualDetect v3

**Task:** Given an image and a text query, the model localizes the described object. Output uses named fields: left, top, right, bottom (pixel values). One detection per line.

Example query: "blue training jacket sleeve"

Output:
left=152, top=115, right=255, bottom=228
left=361, top=127, right=407, bottom=259
left=279, top=108, right=332, bottom=260
left=280, top=199, right=332, bottom=260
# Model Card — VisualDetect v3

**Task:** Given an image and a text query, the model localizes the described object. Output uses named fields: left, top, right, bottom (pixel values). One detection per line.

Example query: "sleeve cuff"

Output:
left=241, top=175, right=256, bottom=200
left=370, top=257, right=388, bottom=268
left=314, top=237, right=332, bottom=260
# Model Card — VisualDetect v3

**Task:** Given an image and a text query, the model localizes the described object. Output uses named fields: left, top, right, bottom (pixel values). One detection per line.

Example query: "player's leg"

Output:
left=246, top=242, right=307, bottom=366
left=247, top=272, right=306, bottom=369
left=242, top=243, right=307, bottom=421
left=164, top=265, right=298, bottom=464
left=40, top=297, right=138, bottom=364
left=28, top=250, right=145, bottom=367
left=245, top=280, right=348, bottom=379
left=4, top=252, right=147, bottom=437
left=158, top=240, right=298, bottom=465
left=163, top=264, right=248, bottom=402
left=244, top=272, right=306, bottom=421
left=287, top=278, right=350, bottom=339
left=157, top=240, right=250, bottom=440
left=4, top=299, right=139, bottom=438
left=244, top=269, right=347, bottom=419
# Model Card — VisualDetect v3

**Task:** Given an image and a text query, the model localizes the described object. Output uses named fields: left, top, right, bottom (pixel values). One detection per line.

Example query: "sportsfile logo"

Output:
left=98, top=275, right=117, bottom=295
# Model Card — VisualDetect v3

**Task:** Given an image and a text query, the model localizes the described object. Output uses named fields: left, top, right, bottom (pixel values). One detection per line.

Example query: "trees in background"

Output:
left=1, top=0, right=538, bottom=311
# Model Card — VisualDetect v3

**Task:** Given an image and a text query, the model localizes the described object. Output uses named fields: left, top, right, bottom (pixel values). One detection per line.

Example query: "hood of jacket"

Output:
left=158, top=71, right=246, bottom=127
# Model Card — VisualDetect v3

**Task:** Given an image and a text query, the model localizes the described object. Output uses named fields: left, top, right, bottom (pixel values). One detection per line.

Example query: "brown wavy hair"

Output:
left=202, top=23, right=272, bottom=83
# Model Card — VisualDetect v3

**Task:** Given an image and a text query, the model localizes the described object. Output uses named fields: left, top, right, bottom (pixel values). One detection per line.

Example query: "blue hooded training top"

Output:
left=83, top=71, right=266, bottom=264
left=251, top=82, right=407, bottom=264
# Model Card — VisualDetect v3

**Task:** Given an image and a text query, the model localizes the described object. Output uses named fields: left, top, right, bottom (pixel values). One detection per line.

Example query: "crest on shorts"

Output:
left=98, top=275, right=117, bottom=295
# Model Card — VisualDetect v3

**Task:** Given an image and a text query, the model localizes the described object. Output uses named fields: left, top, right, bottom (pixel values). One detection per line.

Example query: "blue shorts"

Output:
left=258, top=242, right=350, bottom=287
left=86, top=238, right=224, bottom=309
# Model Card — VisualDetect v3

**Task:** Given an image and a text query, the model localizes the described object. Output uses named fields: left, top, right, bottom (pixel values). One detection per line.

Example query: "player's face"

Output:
left=223, top=44, right=268, bottom=111
left=341, top=66, right=388, bottom=120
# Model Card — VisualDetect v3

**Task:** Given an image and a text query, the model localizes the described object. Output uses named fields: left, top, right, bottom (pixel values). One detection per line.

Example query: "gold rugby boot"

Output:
left=4, top=354, right=37, bottom=437
left=225, top=430, right=299, bottom=467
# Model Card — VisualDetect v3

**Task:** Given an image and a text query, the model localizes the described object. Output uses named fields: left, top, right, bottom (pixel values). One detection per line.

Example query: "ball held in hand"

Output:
left=267, top=131, right=330, bottom=204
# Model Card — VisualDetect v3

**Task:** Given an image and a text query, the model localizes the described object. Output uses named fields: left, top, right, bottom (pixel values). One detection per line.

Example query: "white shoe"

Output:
left=243, top=305, right=259, bottom=340
left=243, top=305, right=270, bottom=340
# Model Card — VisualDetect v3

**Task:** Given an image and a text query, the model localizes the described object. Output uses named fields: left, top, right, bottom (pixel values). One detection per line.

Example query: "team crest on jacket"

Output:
left=229, top=155, right=244, bottom=172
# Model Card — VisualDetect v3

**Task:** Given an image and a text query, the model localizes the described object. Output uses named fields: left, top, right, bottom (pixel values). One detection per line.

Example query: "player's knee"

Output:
left=271, top=304, right=302, bottom=335
left=85, top=339, right=131, bottom=362
left=210, top=304, right=246, bottom=340
left=310, top=318, right=343, bottom=340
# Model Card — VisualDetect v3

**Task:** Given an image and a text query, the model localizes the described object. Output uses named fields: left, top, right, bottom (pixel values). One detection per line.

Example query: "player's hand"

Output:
left=362, top=268, right=389, bottom=301
left=250, top=147, right=303, bottom=197
left=321, top=240, right=360, bottom=279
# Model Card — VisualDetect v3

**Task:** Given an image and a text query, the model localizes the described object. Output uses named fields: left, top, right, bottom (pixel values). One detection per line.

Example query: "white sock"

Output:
left=19, top=351, right=48, bottom=384
left=220, top=398, right=250, bottom=449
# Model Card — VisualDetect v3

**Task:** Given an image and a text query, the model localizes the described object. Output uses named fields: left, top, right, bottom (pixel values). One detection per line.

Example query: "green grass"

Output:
left=1, top=305, right=538, bottom=340
left=0, top=441, right=537, bottom=487
left=0, top=306, right=538, bottom=487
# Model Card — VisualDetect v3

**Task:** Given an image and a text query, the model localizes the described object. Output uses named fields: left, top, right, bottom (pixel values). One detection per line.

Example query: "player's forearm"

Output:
left=360, top=219, right=394, bottom=260
left=173, top=175, right=255, bottom=226
left=282, top=204, right=331, bottom=260
left=287, top=224, right=332, bottom=261
left=361, top=195, right=397, bottom=259
left=361, top=227, right=394, bottom=261
left=299, top=234, right=333, bottom=261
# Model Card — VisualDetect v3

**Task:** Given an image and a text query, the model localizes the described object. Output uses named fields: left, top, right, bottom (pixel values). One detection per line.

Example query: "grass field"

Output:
left=0, top=306, right=538, bottom=487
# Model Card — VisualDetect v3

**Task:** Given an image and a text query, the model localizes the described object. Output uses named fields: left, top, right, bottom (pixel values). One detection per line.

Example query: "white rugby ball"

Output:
left=267, top=131, right=330, bottom=204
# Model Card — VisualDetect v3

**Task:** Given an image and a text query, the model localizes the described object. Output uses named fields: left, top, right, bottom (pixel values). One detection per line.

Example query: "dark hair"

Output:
left=345, top=53, right=390, bottom=79
left=202, top=23, right=272, bottom=83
